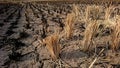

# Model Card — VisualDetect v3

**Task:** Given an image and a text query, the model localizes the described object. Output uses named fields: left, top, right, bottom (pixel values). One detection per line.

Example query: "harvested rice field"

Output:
left=0, top=1, right=120, bottom=68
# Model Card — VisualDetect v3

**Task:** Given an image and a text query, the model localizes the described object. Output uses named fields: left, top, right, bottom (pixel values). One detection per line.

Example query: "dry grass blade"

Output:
left=73, top=4, right=80, bottom=17
left=105, top=5, right=115, bottom=20
left=111, top=16, right=120, bottom=50
left=82, top=20, right=100, bottom=51
left=64, top=12, right=75, bottom=39
left=101, top=6, right=115, bottom=30
left=43, top=34, right=61, bottom=60
left=89, top=57, right=97, bottom=68
left=85, top=5, right=91, bottom=22
left=72, top=4, right=82, bottom=23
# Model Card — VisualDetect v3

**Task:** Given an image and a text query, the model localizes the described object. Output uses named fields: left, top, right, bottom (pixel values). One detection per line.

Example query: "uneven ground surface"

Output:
left=0, top=2, right=120, bottom=68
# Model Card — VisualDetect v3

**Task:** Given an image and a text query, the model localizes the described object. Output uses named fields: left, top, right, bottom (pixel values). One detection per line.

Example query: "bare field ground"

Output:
left=0, top=1, right=120, bottom=68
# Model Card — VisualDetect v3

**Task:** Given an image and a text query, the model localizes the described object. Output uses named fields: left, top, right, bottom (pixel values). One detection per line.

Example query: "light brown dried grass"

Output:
left=43, top=33, right=61, bottom=60
left=73, top=4, right=80, bottom=17
left=85, top=5, right=91, bottom=22
left=103, top=6, right=115, bottom=28
left=85, top=5, right=102, bottom=23
left=64, top=12, right=76, bottom=39
left=82, top=20, right=100, bottom=51
left=111, top=16, right=120, bottom=50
